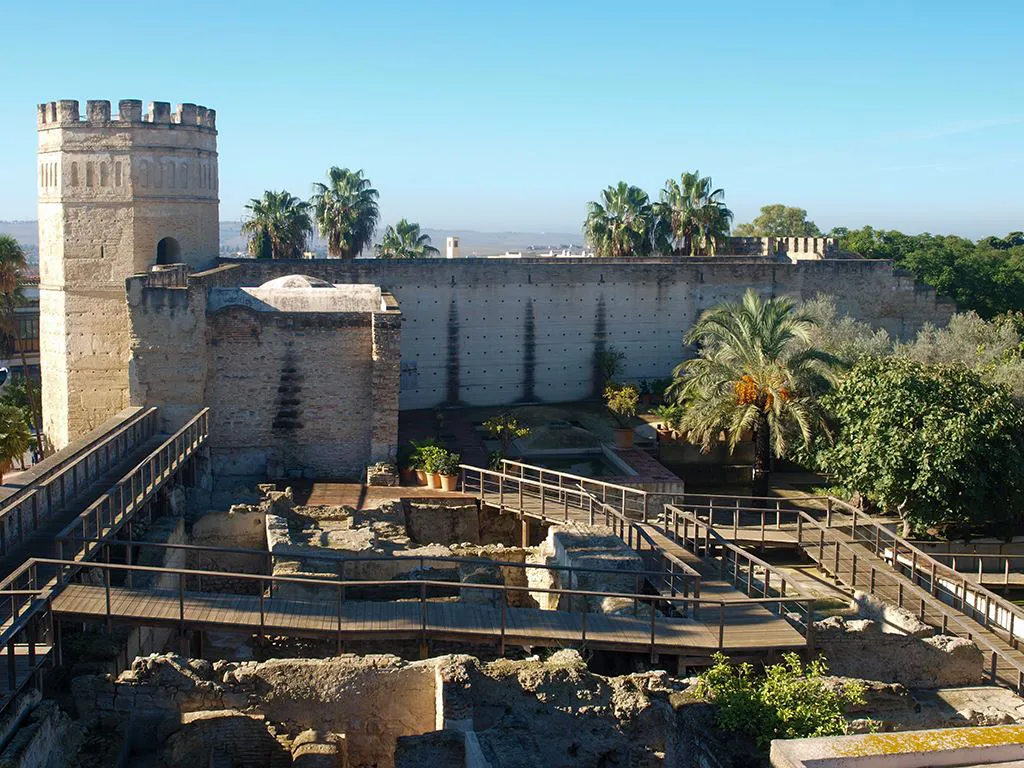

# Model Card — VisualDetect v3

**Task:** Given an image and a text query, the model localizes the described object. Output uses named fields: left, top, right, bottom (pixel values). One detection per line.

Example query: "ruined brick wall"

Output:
left=207, top=258, right=956, bottom=411
left=127, top=277, right=402, bottom=480
left=38, top=99, right=218, bottom=448
left=206, top=310, right=376, bottom=478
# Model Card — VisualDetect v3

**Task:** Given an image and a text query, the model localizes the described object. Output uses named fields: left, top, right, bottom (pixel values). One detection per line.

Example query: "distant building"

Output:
left=0, top=270, right=40, bottom=383
left=446, top=236, right=460, bottom=259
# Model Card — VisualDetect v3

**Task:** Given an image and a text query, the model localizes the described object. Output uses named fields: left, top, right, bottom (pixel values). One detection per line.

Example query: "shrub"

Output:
left=436, top=450, right=461, bottom=476
left=407, top=438, right=442, bottom=470
left=604, top=383, right=639, bottom=427
left=695, top=652, right=865, bottom=751
left=419, top=445, right=448, bottom=473
left=483, top=412, right=531, bottom=457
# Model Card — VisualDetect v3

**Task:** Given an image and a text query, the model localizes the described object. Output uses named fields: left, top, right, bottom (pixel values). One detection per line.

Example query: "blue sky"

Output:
left=2, top=0, right=1022, bottom=237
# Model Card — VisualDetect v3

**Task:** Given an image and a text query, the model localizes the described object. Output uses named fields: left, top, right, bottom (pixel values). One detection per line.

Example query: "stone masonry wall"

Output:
left=38, top=99, right=218, bottom=448
left=208, top=258, right=956, bottom=411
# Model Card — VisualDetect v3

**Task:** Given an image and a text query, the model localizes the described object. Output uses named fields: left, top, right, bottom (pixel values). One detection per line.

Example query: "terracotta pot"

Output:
left=425, top=471, right=441, bottom=489
left=656, top=428, right=672, bottom=443
left=439, top=473, right=459, bottom=492
left=400, top=467, right=417, bottom=485
left=613, top=428, right=634, bottom=449
left=415, top=469, right=428, bottom=486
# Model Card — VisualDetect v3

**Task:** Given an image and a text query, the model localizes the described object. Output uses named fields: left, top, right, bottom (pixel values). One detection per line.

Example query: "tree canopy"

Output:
left=311, top=167, right=380, bottom=259
left=584, top=182, right=660, bottom=258
left=240, top=190, right=312, bottom=260
left=829, top=227, right=1024, bottom=318
left=375, top=219, right=439, bottom=259
left=815, top=356, right=1024, bottom=536
left=733, top=205, right=821, bottom=238
left=671, top=289, right=839, bottom=490
left=657, top=171, right=733, bottom=256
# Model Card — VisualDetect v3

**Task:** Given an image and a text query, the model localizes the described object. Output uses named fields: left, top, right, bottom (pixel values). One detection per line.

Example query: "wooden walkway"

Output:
left=50, top=583, right=805, bottom=656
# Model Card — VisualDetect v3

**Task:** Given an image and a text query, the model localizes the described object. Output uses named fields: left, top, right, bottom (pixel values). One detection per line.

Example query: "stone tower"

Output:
left=37, top=99, right=219, bottom=448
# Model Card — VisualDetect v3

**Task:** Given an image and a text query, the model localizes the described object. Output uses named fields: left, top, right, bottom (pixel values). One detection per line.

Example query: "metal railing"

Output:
left=0, top=407, right=159, bottom=559
left=0, top=409, right=210, bottom=714
left=55, top=409, right=210, bottom=563
left=499, top=459, right=650, bottom=520
left=24, top=557, right=813, bottom=662
left=674, top=494, right=1024, bottom=693
left=461, top=463, right=702, bottom=604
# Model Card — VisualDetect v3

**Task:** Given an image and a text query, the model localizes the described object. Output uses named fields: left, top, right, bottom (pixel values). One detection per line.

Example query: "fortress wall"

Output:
left=208, top=258, right=955, bottom=411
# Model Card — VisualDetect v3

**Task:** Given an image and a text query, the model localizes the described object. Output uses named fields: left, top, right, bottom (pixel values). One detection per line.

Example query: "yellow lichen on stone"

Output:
left=832, top=724, right=1024, bottom=757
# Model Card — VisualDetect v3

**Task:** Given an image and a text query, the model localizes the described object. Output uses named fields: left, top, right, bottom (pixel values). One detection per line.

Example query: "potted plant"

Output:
left=653, top=404, right=682, bottom=442
left=420, top=445, right=447, bottom=489
left=604, top=383, right=639, bottom=449
left=436, top=450, right=462, bottom=492
left=409, top=438, right=441, bottom=485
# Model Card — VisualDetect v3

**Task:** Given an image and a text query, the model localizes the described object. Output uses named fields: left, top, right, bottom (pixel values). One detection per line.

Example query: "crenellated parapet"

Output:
left=37, top=99, right=216, bottom=131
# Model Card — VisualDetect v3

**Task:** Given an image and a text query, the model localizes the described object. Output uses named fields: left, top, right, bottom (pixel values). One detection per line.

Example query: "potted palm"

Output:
left=604, top=383, right=639, bottom=449
left=420, top=445, right=447, bottom=489
left=436, top=450, right=462, bottom=492
left=653, top=404, right=682, bottom=442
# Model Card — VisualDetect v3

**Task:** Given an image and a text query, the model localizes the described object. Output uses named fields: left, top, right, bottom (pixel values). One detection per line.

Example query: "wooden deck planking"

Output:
left=50, top=584, right=804, bottom=654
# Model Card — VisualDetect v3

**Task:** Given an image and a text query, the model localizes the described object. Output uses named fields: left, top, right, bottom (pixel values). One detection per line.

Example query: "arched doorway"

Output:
left=156, top=237, right=182, bottom=265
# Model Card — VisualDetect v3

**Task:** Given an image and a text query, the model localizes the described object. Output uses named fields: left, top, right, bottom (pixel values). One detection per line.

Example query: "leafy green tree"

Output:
left=898, top=312, right=1024, bottom=398
left=584, top=182, right=660, bottom=258
left=0, top=235, right=43, bottom=458
left=311, top=167, right=380, bottom=259
left=733, top=204, right=821, bottom=237
left=240, top=190, right=312, bottom=260
left=375, top=219, right=439, bottom=259
left=657, top=171, right=733, bottom=256
left=815, top=357, right=1024, bottom=535
left=696, top=653, right=865, bottom=751
left=0, top=403, right=32, bottom=481
left=482, top=412, right=531, bottom=457
left=671, top=290, right=839, bottom=490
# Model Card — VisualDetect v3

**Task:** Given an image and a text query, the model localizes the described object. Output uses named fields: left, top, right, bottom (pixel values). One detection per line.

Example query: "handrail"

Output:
left=462, top=463, right=648, bottom=522
left=0, top=407, right=159, bottom=557
left=499, top=459, right=649, bottom=497
left=54, top=408, right=210, bottom=561
left=679, top=496, right=1024, bottom=691
left=35, top=557, right=809, bottom=609
left=57, top=534, right=694, bottom=583
left=665, top=504, right=805, bottom=601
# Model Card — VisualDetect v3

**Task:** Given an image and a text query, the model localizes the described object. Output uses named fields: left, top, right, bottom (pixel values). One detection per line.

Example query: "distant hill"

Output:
left=4, top=221, right=584, bottom=259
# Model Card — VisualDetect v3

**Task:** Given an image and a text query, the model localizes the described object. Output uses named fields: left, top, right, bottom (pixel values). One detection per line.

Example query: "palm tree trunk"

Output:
left=752, top=411, right=771, bottom=496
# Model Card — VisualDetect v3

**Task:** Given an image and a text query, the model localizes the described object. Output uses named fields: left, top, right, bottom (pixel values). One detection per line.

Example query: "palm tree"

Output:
left=670, top=289, right=839, bottom=492
left=310, top=167, right=380, bottom=259
left=584, top=182, right=662, bottom=258
left=240, top=191, right=312, bottom=260
left=657, top=171, right=733, bottom=256
left=375, top=219, right=440, bottom=259
left=0, top=235, right=43, bottom=459
left=0, top=403, right=32, bottom=483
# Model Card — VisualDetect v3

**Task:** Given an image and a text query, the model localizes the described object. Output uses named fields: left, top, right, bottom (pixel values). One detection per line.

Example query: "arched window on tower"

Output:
left=156, top=237, right=182, bottom=265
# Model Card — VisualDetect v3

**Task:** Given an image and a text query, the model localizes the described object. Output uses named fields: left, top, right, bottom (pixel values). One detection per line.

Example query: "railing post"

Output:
left=718, top=603, right=725, bottom=650
left=259, top=578, right=265, bottom=638
left=826, top=497, right=833, bottom=527
left=642, top=493, right=648, bottom=524
left=649, top=602, right=657, bottom=663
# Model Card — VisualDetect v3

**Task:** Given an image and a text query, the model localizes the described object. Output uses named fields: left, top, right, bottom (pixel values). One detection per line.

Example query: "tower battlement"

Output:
left=37, top=99, right=216, bottom=130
